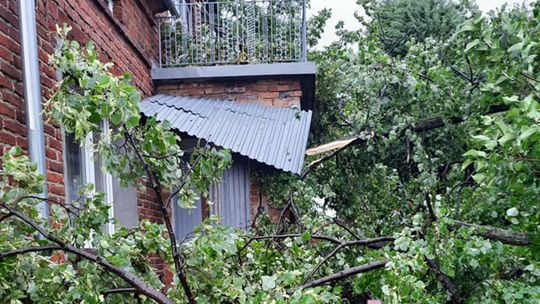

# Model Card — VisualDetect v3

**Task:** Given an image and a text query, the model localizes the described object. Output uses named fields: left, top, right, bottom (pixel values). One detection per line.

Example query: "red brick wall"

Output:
left=249, top=180, right=283, bottom=225
left=156, top=78, right=303, bottom=109
left=0, top=0, right=172, bottom=280
left=0, top=0, right=157, bottom=203
left=113, top=0, right=157, bottom=61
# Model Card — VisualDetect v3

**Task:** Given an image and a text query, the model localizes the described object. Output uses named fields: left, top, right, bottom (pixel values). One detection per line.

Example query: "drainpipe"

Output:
left=18, top=0, right=49, bottom=219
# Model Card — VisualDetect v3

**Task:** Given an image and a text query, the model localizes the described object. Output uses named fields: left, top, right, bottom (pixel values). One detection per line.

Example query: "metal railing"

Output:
left=158, top=0, right=307, bottom=68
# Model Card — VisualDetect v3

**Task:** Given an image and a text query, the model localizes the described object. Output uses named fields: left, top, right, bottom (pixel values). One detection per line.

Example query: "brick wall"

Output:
left=156, top=78, right=303, bottom=109
left=0, top=0, right=158, bottom=204
left=113, top=0, right=157, bottom=61
left=249, top=180, right=283, bottom=224
left=0, top=0, right=172, bottom=278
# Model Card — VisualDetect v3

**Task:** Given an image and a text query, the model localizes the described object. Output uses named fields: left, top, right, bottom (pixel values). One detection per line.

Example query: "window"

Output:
left=64, top=133, right=84, bottom=205
left=110, top=177, right=138, bottom=229
left=63, top=125, right=138, bottom=234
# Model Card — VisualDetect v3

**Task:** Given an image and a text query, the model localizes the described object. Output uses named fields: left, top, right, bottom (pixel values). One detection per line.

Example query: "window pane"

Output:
left=112, top=179, right=139, bottom=229
left=65, top=133, right=83, bottom=204
left=94, top=129, right=139, bottom=230
left=93, top=153, right=104, bottom=194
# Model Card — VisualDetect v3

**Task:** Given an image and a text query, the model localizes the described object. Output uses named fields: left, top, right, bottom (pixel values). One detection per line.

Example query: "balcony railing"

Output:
left=158, top=0, right=307, bottom=68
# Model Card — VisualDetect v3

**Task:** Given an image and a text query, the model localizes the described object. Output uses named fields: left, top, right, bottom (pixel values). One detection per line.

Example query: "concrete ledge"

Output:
left=152, top=62, right=316, bottom=82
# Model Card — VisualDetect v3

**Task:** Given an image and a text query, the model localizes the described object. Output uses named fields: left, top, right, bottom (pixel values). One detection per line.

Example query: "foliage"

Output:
left=1, top=24, right=231, bottom=304
left=0, top=146, right=167, bottom=303
left=169, top=217, right=340, bottom=304
left=264, top=0, right=540, bottom=302
left=0, top=24, right=340, bottom=304
left=3, top=1, right=540, bottom=303
left=359, top=0, right=473, bottom=57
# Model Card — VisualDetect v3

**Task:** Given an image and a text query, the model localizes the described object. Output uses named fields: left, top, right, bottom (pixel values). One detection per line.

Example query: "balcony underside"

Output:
left=152, top=62, right=315, bottom=82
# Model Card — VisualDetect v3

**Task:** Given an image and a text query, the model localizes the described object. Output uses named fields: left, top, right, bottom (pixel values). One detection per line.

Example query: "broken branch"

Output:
left=299, top=260, right=389, bottom=289
left=1, top=203, right=171, bottom=304
left=453, top=221, right=531, bottom=246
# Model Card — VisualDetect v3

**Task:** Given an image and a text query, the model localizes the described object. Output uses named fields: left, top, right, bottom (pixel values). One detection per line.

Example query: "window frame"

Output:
left=62, top=124, right=116, bottom=235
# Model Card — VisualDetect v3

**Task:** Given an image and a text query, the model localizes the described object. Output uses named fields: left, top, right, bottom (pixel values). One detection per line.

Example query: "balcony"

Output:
left=153, top=0, right=314, bottom=82
left=159, top=0, right=307, bottom=67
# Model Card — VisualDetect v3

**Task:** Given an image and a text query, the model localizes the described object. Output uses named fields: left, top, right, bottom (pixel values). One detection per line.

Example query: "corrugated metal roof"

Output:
left=140, top=94, right=312, bottom=175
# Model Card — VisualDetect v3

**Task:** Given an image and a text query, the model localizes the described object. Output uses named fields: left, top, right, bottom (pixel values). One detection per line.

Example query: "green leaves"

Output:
left=261, top=276, right=276, bottom=291
left=177, top=221, right=340, bottom=303
left=1, top=25, right=236, bottom=304
left=506, top=207, right=519, bottom=217
left=301, top=1, right=540, bottom=303
left=48, top=25, right=142, bottom=142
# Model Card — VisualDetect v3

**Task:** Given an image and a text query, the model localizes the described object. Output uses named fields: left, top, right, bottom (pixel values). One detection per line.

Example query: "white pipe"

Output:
left=18, top=0, right=49, bottom=219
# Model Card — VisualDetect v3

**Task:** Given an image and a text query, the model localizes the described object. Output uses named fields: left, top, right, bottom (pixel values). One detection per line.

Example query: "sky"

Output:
left=309, top=0, right=536, bottom=47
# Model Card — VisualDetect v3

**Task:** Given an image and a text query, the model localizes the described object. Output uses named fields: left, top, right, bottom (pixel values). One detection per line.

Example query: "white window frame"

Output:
left=96, top=120, right=116, bottom=235
left=64, top=125, right=116, bottom=236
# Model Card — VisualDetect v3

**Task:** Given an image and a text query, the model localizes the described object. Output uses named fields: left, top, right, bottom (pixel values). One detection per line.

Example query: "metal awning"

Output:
left=140, top=94, right=312, bottom=175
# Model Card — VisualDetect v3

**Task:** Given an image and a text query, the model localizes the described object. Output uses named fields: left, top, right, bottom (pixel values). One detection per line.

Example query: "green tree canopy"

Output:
left=360, top=0, right=474, bottom=56
left=2, top=1, right=540, bottom=303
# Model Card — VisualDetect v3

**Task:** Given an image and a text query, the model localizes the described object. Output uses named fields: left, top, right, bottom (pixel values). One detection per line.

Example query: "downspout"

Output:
left=18, top=0, right=49, bottom=219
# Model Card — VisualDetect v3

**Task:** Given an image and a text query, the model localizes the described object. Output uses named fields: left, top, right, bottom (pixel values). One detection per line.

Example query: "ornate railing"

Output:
left=158, top=0, right=307, bottom=67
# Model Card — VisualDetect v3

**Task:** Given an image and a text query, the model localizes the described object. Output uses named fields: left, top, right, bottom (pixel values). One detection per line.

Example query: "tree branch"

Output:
left=0, top=211, right=12, bottom=223
left=453, top=221, right=531, bottom=246
left=301, top=137, right=362, bottom=179
left=303, top=104, right=510, bottom=178
left=303, top=236, right=394, bottom=284
left=425, top=256, right=463, bottom=304
left=251, top=233, right=342, bottom=244
left=0, top=245, right=62, bottom=261
left=166, top=151, right=205, bottom=209
left=102, top=287, right=139, bottom=296
left=299, top=260, right=389, bottom=289
left=123, top=127, right=196, bottom=304
left=333, top=219, right=361, bottom=240
left=1, top=203, right=171, bottom=304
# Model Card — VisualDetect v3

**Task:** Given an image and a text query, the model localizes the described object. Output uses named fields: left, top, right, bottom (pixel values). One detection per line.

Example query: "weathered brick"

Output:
left=3, top=119, right=25, bottom=134
left=47, top=172, right=64, bottom=183
left=0, top=131, right=16, bottom=146
left=49, top=183, right=65, bottom=196
left=0, top=101, right=15, bottom=118
left=158, top=79, right=303, bottom=109
left=45, top=147, right=57, bottom=160
left=47, top=159, right=64, bottom=173
left=290, top=90, right=302, bottom=97
left=260, top=91, right=279, bottom=99
left=269, top=84, right=290, bottom=92
left=0, top=46, right=12, bottom=61
left=0, top=73, right=13, bottom=90
left=0, top=31, right=18, bottom=53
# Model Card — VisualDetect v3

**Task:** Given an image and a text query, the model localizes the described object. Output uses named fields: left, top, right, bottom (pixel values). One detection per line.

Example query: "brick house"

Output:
left=1, top=0, right=314, bottom=278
